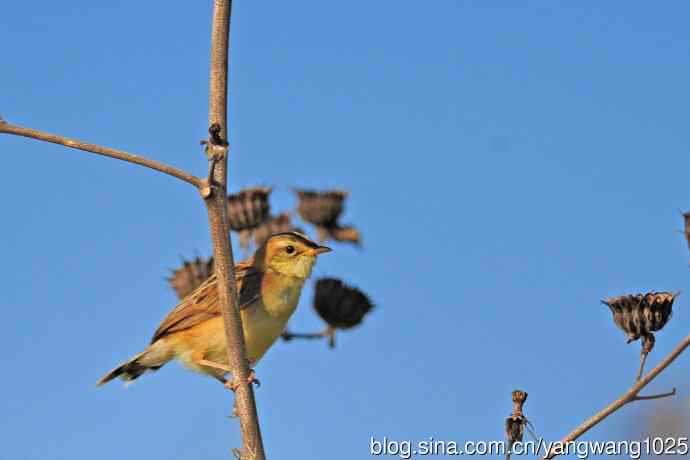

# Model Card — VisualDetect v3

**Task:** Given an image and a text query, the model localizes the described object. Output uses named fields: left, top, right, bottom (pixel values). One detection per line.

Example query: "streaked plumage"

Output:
left=98, top=232, right=331, bottom=387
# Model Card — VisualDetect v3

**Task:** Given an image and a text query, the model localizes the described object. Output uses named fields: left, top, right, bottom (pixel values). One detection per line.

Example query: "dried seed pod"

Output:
left=313, top=278, right=374, bottom=330
left=296, top=189, right=346, bottom=227
left=253, top=213, right=304, bottom=248
left=282, top=279, right=373, bottom=348
left=318, top=225, right=361, bottom=246
left=313, top=278, right=373, bottom=347
left=227, top=187, right=271, bottom=232
left=505, top=390, right=530, bottom=460
left=601, top=292, right=676, bottom=343
left=168, top=256, right=214, bottom=300
left=296, top=189, right=361, bottom=245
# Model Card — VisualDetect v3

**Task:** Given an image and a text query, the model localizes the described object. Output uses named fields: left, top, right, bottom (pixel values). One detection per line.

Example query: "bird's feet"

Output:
left=224, top=369, right=260, bottom=392
left=197, top=359, right=259, bottom=392
left=199, top=359, right=232, bottom=373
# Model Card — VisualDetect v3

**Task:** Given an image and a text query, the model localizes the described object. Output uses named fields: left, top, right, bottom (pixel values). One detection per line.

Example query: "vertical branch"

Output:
left=208, top=0, right=230, bottom=135
left=203, top=1, right=266, bottom=458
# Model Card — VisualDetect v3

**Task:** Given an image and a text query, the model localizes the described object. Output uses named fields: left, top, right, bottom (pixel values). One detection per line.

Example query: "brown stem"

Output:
left=1, top=0, right=263, bottom=457
left=542, top=332, right=690, bottom=459
left=203, top=1, right=266, bottom=459
left=281, top=327, right=336, bottom=348
left=281, top=330, right=329, bottom=341
left=0, top=120, right=202, bottom=187
left=637, top=334, right=656, bottom=382
left=632, top=388, right=676, bottom=401
left=636, top=351, right=648, bottom=382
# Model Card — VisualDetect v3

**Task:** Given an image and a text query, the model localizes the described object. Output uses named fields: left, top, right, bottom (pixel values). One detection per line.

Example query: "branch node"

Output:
left=208, top=122, right=228, bottom=146
left=199, top=181, right=213, bottom=199
left=203, top=123, right=227, bottom=189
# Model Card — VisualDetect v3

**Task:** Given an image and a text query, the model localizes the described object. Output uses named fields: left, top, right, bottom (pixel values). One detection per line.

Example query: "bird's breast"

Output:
left=260, top=274, right=305, bottom=320
left=240, top=276, right=305, bottom=362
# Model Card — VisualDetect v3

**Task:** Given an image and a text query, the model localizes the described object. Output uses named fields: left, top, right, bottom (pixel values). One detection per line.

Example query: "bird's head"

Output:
left=254, top=231, right=331, bottom=279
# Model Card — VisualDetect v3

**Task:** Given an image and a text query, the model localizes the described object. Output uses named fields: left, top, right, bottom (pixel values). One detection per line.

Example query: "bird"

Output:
left=97, top=232, right=331, bottom=389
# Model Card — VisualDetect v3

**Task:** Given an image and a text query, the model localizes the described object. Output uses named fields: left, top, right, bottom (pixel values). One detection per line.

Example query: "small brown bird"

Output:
left=97, top=232, right=331, bottom=388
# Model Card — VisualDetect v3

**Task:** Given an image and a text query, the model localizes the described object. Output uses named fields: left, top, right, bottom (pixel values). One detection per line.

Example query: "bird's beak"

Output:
left=310, top=245, right=332, bottom=255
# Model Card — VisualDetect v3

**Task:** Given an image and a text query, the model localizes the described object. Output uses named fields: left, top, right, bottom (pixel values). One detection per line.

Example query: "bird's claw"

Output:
left=223, top=369, right=260, bottom=392
left=248, top=369, right=261, bottom=388
left=224, top=379, right=239, bottom=392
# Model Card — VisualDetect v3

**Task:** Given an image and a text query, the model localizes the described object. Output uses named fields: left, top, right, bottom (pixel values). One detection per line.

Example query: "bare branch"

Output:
left=281, top=330, right=329, bottom=341
left=632, top=388, right=677, bottom=401
left=201, top=1, right=267, bottom=459
left=0, top=119, right=202, bottom=187
left=542, top=332, right=690, bottom=459
left=3, top=0, right=263, bottom=457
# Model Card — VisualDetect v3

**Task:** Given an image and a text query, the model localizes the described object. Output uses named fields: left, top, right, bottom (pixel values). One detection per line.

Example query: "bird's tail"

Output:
left=97, top=341, right=172, bottom=387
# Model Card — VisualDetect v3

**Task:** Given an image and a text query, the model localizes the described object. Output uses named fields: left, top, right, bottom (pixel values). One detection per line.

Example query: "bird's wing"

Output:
left=151, top=261, right=263, bottom=343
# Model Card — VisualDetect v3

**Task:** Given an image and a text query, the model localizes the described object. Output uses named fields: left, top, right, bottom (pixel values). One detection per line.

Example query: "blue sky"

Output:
left=2, top=2, right=689, bottom=459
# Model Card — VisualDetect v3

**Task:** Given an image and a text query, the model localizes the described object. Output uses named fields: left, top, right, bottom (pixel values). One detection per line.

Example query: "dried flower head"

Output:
left=227, top=187, right=271, bottom=232
left=296, top=189, right=360, bottom=245
left=505, top=390, right=531, bottom=460
left=253, top=213, right=304, bottom=248
left=317, top=225, right=361, bottom=246
left=227, top=187, right=271, bottom=250
left=296, top=189, right=346, bottom=227
left=601, top=292, right=676, bottom=344
left=313, top=277, right=374, bottom=330
left=168, top=256, right=214, bottom=300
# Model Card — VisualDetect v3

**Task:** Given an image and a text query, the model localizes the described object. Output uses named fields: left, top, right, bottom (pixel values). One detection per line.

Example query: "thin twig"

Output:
left=542, top=332, right=690, bottom=459
left=635, top=352, right=648, bottom=381
left=632, top=388, right=676, bottom=401
left=282, top=327, right=336, bottom=348
left=201, top=1, right=266, bottom=459
left=636, top=334, right=656, bottom=382
left=281, top=330, right=328, bottom=341
left=0, top=120, right=202, bottom=187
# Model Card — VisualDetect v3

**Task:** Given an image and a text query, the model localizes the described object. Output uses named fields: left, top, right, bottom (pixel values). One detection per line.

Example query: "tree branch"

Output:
left=0, top=119, right=202, bottom=187
left=2, top=0, right=264, bottom=457
left=631, top=388, right=676, bottom=401
left=281, top=330, right=329, bottom=341
left=542, top=332, right=690, bottom=459
left=201, top=1, right=266, bottom=459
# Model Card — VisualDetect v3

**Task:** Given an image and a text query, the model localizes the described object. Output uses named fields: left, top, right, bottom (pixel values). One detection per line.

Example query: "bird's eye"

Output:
left=285, top=245, right=296, bottom=254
